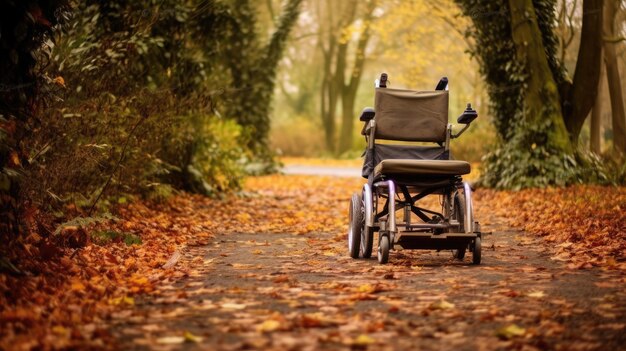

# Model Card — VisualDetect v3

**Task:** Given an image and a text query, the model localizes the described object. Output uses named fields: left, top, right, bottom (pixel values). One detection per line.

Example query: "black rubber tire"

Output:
left=472, top=236, right=482, bottom=265
left=348, top=193, right=363, bottom=259
left=360, top=190, right=374, bottom=258
left=361, top=226, right=374, bottom=259
left=452, top=192, right=467, bottom=260
left=378, top=235, right=390, bottom=264
left=454, top=246, right=466, bottom=259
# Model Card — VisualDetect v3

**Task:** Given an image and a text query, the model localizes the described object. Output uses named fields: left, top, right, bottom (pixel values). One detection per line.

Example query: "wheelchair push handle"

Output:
left=435, top=77, right=448, bottom=90
left=375, top=73, right=388, bottom=88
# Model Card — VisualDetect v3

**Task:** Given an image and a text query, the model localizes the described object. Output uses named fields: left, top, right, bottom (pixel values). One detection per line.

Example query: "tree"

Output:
left=454, top=0, right=605, bottom=188
left=508, top=0, right=572, bottom=154
left=603, top=0, right=626, bottom=156
left=337, top=0, right=377, bottom=155
left=590, top=60, right=604, bottom=154
left=223, top=0, right=304, bottom=157
left=559, top=0, right=604, bottom=143
left=556, top=0, right=578, bottom=65
left=318, top=0, right=377, bottom=155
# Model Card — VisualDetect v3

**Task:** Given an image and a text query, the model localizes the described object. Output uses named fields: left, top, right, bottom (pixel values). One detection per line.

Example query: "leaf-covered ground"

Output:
left=477, top=186, right=626, bottom=270
left=1, top=173, right=625, bottom=350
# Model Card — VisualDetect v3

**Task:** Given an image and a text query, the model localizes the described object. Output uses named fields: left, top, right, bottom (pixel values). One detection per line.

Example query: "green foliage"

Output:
left=451, top=122, right=496, bottom=163
left=223, top=0, right=304, bottom=157
left=190, top=117, right=247, bottom=192
left=4, top=0, right=302, bottom=231
left=454, top=0, right=612, bottom=188
left=480, top=118, right=577, bottom=189
left=54, top=214, right=118, bottom=235
left=91, top=230, right=142, bottom=246
left=479, top=116, right=619, bottom=189
left=0, top=0, right=71, bottom=238
left=454, top=0, right=522, bottom=140
left=142, top=184, right=175, bottom=204
left=454, top=0, right=564, bottom=140
left=20, top=0, right=253, bottom=215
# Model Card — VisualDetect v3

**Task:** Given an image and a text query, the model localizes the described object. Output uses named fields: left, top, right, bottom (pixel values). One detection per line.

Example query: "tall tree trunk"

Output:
left=317, top=0, right=358, bottom=154
left=590, top=54, right=604, bottom=154
left=339, top=95, right=356, bottom=153
left=334, top=37, right=349, bottom=154
left=509, top=0, right=572, bottom=153
left=315, top=0, right=379, bottom=155
left=560, top=0, right=604, bottom=144
left=320, top=68, right=336, bottom=152
left=325, top=34, right=340, bottom=153
left=338, top=0, right=376, bottom=155
left=603, top=0, right=626, bottom=156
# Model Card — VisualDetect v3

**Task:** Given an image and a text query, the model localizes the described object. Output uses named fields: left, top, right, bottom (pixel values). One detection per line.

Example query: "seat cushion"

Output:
left=374, top=159, right=471, bottom=179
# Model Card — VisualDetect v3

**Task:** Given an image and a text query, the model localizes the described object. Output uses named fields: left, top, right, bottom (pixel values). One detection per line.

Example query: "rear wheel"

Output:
left=378, top=235, right=390, bottom=264
left=472, top=236, right=482, bottom=265
left=361, top=226, right=374, bottom=258
left=452, top=192, right=467, bottom=260
left=348, top=193, right=363, bottom=259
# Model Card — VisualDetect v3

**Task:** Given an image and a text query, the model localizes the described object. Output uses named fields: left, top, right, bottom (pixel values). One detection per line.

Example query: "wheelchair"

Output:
left=348, top=73, right=482, bottom=264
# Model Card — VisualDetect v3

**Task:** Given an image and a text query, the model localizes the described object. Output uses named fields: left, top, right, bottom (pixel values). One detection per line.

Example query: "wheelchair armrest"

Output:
left=360, top=108, right=375, bottom=136
left=359, top=107, right=375, bottom=122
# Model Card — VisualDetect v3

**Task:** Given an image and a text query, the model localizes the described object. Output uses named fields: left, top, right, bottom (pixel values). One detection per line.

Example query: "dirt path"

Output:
left=108, top=175, right=626, bottom=351
left=282, top=164, right=361, bottom=178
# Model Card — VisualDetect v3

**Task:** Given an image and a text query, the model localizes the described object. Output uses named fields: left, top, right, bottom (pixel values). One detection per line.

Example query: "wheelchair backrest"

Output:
left=374, top=88, right=449, bottom=143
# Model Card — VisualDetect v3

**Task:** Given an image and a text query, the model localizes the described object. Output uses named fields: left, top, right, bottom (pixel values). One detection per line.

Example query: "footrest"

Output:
left=395, top=232, right=477, bottom=250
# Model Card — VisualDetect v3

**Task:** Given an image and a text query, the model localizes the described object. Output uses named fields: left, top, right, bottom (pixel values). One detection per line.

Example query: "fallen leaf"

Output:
left=220, top=303, right=247, bottom=310
left=70, top=281, right=86, bottom=292
left=53, top=76, right=66, bottom=87
left=256, top=320, right=281, bottom=333
left=496, top=324, right=526, bottom=339
left=354, top=334, right=375, bottom=345
left=156, top=336, right=185, bottom=344
left=109, top=296, right=134, bottom=306
left=429, top=300, right=455, bottom=310
left=183, top=331, right=202, bottom=343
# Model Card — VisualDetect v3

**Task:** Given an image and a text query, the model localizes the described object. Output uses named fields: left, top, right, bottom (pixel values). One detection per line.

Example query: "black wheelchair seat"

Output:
left=374, top=159, right=471, bottom=179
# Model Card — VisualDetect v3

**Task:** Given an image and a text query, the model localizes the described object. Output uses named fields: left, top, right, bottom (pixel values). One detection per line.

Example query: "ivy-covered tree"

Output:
left=222, top=0, right=304, bottom=158
left=454, top=0, right=604, bottom=188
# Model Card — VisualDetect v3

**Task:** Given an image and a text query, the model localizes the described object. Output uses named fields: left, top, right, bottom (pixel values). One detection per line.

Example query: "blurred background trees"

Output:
left=272, top=0, right=491, bottom=160
left=272, top=0, right=625, bottom=187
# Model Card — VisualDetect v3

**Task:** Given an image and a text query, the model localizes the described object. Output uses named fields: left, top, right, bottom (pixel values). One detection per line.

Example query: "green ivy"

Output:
left=455, top=0, right=612, bottom=188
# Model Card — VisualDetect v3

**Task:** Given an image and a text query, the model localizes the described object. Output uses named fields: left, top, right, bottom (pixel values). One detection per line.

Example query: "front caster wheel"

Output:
left=348, top=193, right=363, bottom=259
left=453, top=246, right=466, bottom=260
left=472, top=236, right=481, bottom=265
left=378, top=235, right=390, bottom=264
